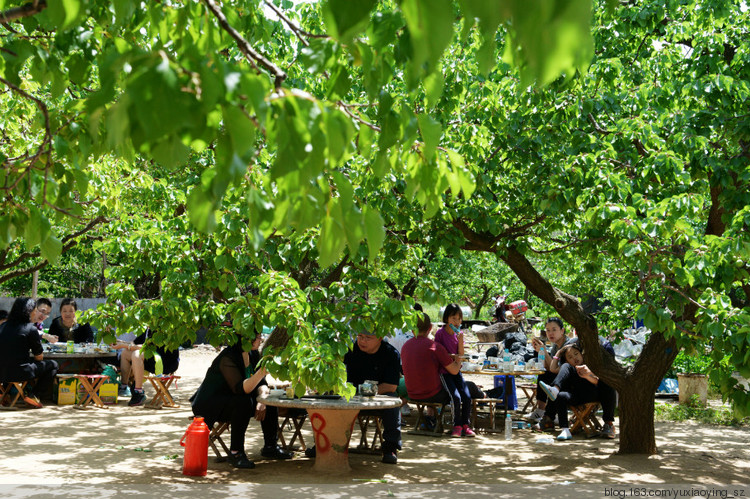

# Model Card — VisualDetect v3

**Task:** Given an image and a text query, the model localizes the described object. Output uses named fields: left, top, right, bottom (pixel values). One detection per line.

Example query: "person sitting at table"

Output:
left=190, top=332, right=292, bottom=469
left=305, top=327, right=403, bottom=464
left=113, top=327, right=180, bottom=407
left=48, top=298, right=95, bottom=344
left=434, top=303, right=476, bottom=437
left=526, top=317, right=574, bottom=423
left=0, top=297, right=59, bottom=407
left=30, top=298, right=58, bottom=344
left=536, top=342, right=617, bottom=440
left=402, top=312, right=468, bottom=433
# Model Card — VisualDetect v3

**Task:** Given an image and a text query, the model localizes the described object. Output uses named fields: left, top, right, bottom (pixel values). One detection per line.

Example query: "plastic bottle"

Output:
left=505, top=413, right=512, bottom=440
left=503, top=348, right=511, bottom=363
left=538, top=345, right=546, bottom=368
left=180, top=417, right=210, bottom=476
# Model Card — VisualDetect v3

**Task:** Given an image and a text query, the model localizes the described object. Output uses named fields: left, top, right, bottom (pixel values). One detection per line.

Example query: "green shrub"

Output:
left=654, top=397, right=749, bottom=426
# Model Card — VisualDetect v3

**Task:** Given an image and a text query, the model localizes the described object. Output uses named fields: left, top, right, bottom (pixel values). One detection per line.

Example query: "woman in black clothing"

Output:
left=0, top=297, right=58, bottom=406
left=48, top=298, right=95, bottom=343
left=537, top=342, right=617, bottom=440
left=190, top=334, right=292, bottom=469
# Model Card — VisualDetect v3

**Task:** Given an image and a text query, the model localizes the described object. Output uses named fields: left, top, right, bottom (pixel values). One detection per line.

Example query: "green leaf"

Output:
left=41, top=235, right=63, bottom=264
left=223, top=106, right=256, bottom=159
left=423, top=70, right=444, bottom=108
left=417, top=113, right=442, bottom=162
left=322, top=0, right=377, bottom=43
left=363, top=206, right=385, bottom=263
left=401, top=0, right=453, bottom=86
left=46, top=0, right=82, bottom=30
left=187, top=187, right=217, bottom=233
left=317, top=214, right=347, bottom=269
left=151, top=136, right=191, bottom=169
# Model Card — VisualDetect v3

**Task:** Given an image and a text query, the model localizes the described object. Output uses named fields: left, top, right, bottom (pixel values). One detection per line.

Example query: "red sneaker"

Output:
left=451, top=425, right=463, bottom=438
left=462, top=425, right=476, bottom=437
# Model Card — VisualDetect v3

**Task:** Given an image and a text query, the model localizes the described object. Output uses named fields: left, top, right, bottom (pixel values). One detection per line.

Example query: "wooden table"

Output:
left=259, top=394, right=401, bottom=472
left=44, top=351, right=117, bottom=374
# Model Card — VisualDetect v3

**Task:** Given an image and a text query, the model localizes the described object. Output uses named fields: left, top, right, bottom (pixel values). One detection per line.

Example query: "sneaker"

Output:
left=261, top=445, right=293, bottom=460
left=532, top=415, right=555, bottom=432
left=601, top=422, right=617, bottom=439
left=228, top=450, right=255, bottom=469
left=304, top=446, right=316, bottom=458
left=557, top=428, right=572, bottom=440
left=400, top=404, right=411, bottom=416
left=22, top=390, right=43, bottom=409
left=118, top=384, right=131, bottom=398
left=382, top=451, right=398, bottom=464
left=539, top=381, right=559, bottom=401
left=419, top=415, right=436, bottom=431
left=451, top=425, right=463, bottom=438
left=462, top=425, right=476, bottom=437
left=525, top=407, right=546, bottom=423
left=128, top=389, right=146, bottom=407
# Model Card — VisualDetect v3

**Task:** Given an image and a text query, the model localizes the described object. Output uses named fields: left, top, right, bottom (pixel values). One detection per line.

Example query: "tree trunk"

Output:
left=618, top=382, right=658, bottom=454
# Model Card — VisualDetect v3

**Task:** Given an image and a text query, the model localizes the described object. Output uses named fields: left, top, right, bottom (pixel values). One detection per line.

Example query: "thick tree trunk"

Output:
left=493, top=244, right=677, bottom=454
left=618, top=382, right=658, bottom=454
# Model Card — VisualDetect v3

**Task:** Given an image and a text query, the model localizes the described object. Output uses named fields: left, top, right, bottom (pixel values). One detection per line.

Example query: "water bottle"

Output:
left=538, top=346, right=546, bottom=368
left=503, top=348, right=511, bottom=363
left=505, top=413, right=512, bottom=440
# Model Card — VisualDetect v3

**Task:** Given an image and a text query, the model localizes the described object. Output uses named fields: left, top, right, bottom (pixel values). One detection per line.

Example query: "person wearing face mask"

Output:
left=48, top=298, right=95, bottom=343
left=526, top=317, right=574, bottom=422
left=434, top=303, right=476, bottom=438
left=536, top=343, right=617, bottom=440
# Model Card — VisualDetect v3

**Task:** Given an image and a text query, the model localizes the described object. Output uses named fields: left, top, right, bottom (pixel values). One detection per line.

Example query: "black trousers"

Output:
left=544, top=363, right=617, bottom=427
left=195, top=393, right=279, bottom=452
left=2, top=360, right=59, bottom=398
left=360, top=392, right=401, bottom=453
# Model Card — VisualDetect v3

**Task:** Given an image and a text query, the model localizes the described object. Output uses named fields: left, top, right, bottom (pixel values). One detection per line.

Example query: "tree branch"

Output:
left=0, top=215, right=107, bottom=285
left=263, top=0, right=329, bottom=46
left=0, top=76, right=52, bottom=193
left=0, top=0, right=46, bottom=23
left=203, top=0, right=287, bottom=89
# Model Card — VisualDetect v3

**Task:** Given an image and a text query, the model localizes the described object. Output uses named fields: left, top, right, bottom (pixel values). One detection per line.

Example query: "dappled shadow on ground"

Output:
left=1, top=349, right=748, bottom=486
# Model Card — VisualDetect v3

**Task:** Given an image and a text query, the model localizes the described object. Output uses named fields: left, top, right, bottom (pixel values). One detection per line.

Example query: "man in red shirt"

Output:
left=401, top=313, right=461, bottom=403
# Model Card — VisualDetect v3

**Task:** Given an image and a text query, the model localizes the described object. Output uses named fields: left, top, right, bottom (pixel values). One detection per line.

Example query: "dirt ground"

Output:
left=1, top=346, right=749, bottom=489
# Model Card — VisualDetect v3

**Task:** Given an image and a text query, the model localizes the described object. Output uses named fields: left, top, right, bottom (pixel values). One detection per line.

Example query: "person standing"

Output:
left=0, top=297, right=59, bottom=407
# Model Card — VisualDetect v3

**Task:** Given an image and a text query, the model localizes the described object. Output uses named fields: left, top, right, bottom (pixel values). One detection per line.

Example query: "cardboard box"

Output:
left=75, top=380, right=119, bottom=405
left=99, top=382, right=118, bottom=405
left=53, top=377, right=78, bottom=405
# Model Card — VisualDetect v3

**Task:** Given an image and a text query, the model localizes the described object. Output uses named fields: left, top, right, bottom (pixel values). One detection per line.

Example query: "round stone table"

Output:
left=258, top=394, right=401, bottom=472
